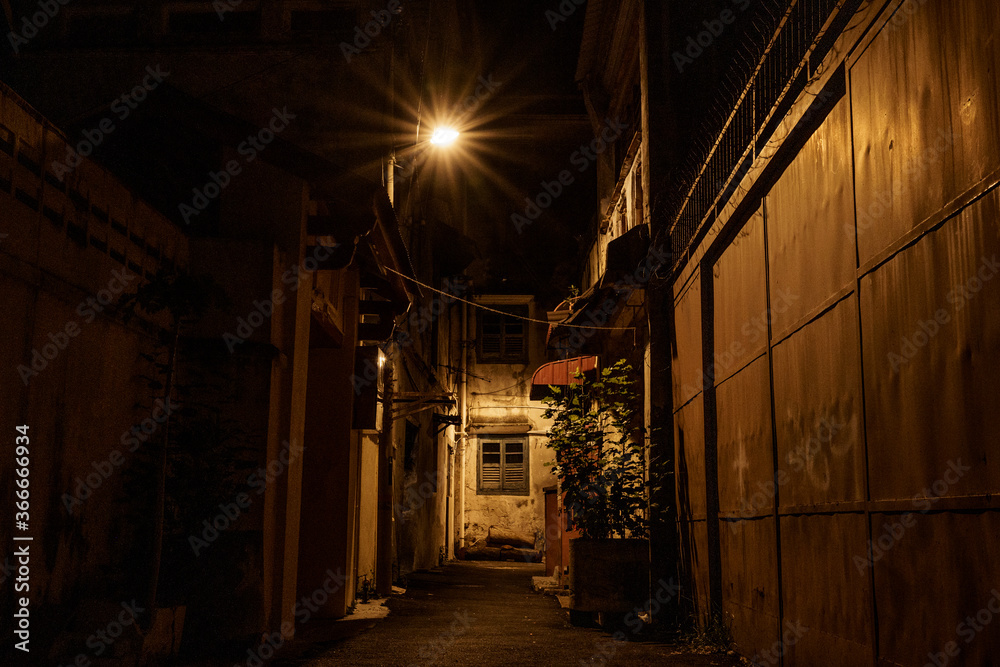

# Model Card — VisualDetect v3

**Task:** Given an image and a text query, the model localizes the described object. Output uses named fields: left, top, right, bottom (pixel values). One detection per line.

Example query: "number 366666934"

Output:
left=15, top=425, right=29, bottom=528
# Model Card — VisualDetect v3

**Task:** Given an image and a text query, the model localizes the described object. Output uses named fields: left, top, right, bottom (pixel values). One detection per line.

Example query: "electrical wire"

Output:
left=472, top=381, right=523, bottom=395
left=381, top=266, right=637, bottom=331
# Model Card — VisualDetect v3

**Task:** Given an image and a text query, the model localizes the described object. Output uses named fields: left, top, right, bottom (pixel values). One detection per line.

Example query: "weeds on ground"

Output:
left=679, top=612, right=736, bottom=654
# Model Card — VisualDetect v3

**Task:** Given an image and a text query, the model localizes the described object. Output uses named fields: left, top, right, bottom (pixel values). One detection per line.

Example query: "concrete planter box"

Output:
left=568, top=537, right=649, bottom=614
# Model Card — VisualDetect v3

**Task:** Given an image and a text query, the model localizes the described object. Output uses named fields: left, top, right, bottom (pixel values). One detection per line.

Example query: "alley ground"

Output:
left=272, top=562, right=744, bottom=667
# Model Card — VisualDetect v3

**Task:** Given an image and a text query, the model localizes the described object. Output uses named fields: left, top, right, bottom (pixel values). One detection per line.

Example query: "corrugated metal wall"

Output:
left=671, top=0, right=1000, bottom=664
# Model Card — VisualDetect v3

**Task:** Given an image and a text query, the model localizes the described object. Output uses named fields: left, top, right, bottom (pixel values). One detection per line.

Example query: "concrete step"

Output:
left=530, top=575, right=563, bottom=594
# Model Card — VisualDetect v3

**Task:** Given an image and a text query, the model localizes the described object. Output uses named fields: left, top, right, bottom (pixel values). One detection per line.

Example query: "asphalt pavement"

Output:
left=274, top=561, right=744, bottom=667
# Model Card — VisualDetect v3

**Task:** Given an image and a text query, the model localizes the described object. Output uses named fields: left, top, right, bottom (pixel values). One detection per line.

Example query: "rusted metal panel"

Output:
left=766, top=98, right=855, bottom=334
left=720, top=518, right=780, bottom=661
left=860, top=188, right=1000, bottom=501
left=715, top=355, right=773, bottom=517
left=672, top=272, right=703, bottom=407
left=851, top=0, right=1000, bottom=266
left=678, top=518, right=713, bottom=625
left=873, top=510, right=1000, bottom=666
left=675, top=394, right=707, bottom=520
left=713, top=207, right=767, bottom=384
left=780, top=514, right=873, bottom=666
left=772, top=297, right=865, bottom=508
left=669, top=2, right=1000, bottom=662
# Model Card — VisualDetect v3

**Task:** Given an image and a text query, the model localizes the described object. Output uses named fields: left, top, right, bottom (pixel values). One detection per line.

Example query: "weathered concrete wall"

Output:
left=356, top=433, right=380, bottom=588
left=218, top=154, right=313, bottom=640
left=461, top=296, right=556, bottom=549
left=670, top=0, right=1000, bottom=663
left=0, top=81, right=188, bottom=656
left=393, top=338, right=448, bottom=576
left=0, top=78, right=327, bottom=660
left=463, top=434, right=555, bottom=548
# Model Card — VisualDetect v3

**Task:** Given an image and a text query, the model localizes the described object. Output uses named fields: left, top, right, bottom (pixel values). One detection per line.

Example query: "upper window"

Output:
left=477, top=305, right=528, bottom=363
left=478, top=437, right=528, bottom=494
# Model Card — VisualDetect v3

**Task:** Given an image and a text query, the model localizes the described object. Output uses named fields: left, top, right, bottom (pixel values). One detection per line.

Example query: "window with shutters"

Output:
left=478, top=437, right=528, bottom=494
left=477, top=305, right=529, bottom=363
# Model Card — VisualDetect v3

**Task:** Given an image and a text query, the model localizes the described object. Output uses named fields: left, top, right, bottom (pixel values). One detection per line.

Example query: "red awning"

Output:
left=529, top=356, right=599, bottom=400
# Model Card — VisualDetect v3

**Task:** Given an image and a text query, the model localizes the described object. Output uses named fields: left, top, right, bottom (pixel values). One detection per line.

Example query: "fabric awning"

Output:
left=529, top=356, right=599, bottom=400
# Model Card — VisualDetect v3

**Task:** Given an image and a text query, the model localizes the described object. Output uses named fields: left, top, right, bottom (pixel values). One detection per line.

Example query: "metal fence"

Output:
left=665, top=0, right=863, bottom=273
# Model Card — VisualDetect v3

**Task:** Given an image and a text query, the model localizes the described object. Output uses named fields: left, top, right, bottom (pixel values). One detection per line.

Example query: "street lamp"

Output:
left=388, top=126, right=460, bottom=206
left=430, top=127, right=460, bottom=146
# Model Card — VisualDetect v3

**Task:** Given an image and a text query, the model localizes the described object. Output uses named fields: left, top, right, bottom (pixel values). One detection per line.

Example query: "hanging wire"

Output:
left=381, top=267, right=637, bottom=331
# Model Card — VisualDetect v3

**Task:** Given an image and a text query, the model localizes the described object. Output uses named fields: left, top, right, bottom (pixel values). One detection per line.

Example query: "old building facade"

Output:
left=0, top=74, right=421, bottom=662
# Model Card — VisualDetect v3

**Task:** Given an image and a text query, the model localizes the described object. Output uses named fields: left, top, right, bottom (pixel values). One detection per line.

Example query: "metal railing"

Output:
left=665, top=0, right=864, bottom=273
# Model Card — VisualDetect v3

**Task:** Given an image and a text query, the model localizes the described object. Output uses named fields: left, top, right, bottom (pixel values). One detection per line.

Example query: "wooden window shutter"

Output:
left=481, top=441, right=502, bottom=489
left=502, top=320, right=525, bottom=358
left=503, top=440, right=525, bottom=488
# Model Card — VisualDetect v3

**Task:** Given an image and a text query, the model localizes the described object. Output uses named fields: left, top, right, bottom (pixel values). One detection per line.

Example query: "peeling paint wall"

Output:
left=461, top=296, right=556, bottom=549
left=0, top=82, right=196, bottom=647
left=463, top=435, right=555, bottom=547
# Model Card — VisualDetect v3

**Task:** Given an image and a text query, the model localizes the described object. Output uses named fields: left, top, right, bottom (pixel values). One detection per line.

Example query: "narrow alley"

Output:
left=2, top=0, right=999, bottom=665
left=273, top=562, right=742, bottom=667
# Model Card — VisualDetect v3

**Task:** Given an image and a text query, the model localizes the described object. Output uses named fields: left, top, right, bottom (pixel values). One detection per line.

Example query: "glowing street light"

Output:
left=387, top=126, right=460, bottom=206
left=430, top=127, right=460, bottom=146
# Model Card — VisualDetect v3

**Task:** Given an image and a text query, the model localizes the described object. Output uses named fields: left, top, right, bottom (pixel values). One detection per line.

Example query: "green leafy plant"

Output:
left=541, top=359, right=647, bottom=539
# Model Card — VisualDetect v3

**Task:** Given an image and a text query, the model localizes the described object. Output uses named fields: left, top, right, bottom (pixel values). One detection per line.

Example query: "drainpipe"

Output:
left=446, top=442, right=453, bottom=562
left=457, top=294, right=469, bottom=548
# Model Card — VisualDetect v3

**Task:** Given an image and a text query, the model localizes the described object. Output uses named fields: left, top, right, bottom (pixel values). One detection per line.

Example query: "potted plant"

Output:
left=541, top=359, right=649, bottom=623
